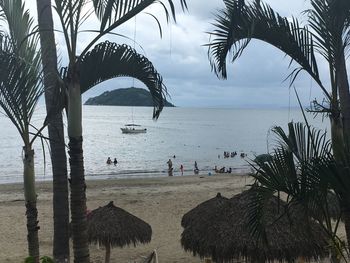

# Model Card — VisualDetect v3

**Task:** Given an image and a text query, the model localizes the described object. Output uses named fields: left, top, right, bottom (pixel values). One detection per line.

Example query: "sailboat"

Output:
left=121, top=21, right=147, bottom=135
left=121, top=124, right=147, bottom=134
left=121, top=107, right=147, bottom=134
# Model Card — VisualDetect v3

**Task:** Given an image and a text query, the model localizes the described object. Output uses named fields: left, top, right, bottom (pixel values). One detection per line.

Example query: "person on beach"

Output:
left=167, top=159, right=173, bottom=176
left=180, top=164, right=184, bottom=176
left=214, top=165, right=218, bottom=173
left=113, top=158, right=118, bottom=165
left=106, top=157, right=112, bottom=165
left=194, top=161, right=199, bottom=174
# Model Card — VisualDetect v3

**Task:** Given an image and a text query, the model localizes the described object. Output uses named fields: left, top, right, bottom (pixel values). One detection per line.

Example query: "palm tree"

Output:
left=207, top=0, right=350, bottom=243
left=0, top=0, right=44, bottom=261
left=36, top=0, right=70, bottom=262
left=52, top=1, right=187, bottom=261
left=249, top=122, right=345, bottom=261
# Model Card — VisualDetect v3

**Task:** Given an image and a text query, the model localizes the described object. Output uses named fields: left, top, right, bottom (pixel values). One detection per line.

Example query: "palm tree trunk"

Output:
left=336, top=53, right=350, bottom=246
left=68, top=77, right=90, bottom=263
left=69, top=135, right=89, bottom=263
left=50, top=116, right=70, bottom=262
left=36, top=1, right=70, bottom=262
left=330, top=115, right=344, bottom=162
left=337, top=53, right=350, bottom=147
left=23, top=147, right=40, bottom=262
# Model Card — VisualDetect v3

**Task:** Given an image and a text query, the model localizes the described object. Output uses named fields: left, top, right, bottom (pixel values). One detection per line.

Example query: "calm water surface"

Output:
left=0, top=106, right=329, bottom=183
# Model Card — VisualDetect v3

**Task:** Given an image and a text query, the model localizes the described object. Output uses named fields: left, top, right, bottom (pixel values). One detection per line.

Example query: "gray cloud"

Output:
left=27, top=0, right=333, bottom=108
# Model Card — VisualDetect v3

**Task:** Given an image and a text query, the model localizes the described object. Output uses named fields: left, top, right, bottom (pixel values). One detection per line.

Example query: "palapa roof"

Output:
left=181, top=189, right=328, bottom=263
left=181, top=193, right=229, bottom=228
left=87, top=201, right=152, bottom=248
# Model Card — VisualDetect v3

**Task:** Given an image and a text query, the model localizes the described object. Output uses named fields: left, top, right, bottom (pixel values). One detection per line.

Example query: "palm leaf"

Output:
left=53, top=0, right=87, bottom=58
left=93, top=0, right=187, bottom=32
left=308, top=0, right=350, bottom=61
left=80, top=0, right=187, bottom=56
left=53, top=0, right=187, bottom=59
left=249, top=122, right=336, bottom=242
left=0, top=0, right=41, bottom=83
left=61, top=41, right=166, bottom=119
left=0, top=50, right=43, bottom=142
left=208, top=0, right=328, bottom=97
left=0, top=0, right=43, bottom=144
left=0, top=0, right=38, bottom=57
left=272, top=122, right=331, bottom=163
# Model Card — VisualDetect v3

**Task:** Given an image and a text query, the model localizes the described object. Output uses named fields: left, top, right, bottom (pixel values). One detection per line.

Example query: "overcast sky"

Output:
left=26, top=0, right=341, bottom=108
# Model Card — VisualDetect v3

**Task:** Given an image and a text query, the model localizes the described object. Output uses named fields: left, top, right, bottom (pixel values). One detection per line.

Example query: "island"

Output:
left=84, top=87, right=175, bottom=107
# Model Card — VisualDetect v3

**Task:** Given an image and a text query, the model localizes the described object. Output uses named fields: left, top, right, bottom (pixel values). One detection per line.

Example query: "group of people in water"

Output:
left=214, top=166, right=232, bottom=173
left=167, top=157, right=198, bottom=176
left=106, top=157, right=118, bottom=165
left=107, top=152, right=242, bottom=176
left=221, top=151, right=246, bottom=158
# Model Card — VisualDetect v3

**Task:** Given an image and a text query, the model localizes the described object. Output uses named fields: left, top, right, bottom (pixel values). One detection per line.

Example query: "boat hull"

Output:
left=121, top=128, right=147, bottom=134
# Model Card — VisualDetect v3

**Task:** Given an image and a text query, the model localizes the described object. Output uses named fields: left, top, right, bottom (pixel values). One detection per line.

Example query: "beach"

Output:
left=0, top=174, right=252, bottom=262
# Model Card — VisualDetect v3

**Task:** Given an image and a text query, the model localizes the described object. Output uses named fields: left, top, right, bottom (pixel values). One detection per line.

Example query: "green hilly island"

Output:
left=84, top=87, right=175, bottom=107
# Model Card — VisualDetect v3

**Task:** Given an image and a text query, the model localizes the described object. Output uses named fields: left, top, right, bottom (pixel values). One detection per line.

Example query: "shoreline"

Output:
left=0, top=173, right=253, bottom=262
left=0, top=166, right=251, bottom=185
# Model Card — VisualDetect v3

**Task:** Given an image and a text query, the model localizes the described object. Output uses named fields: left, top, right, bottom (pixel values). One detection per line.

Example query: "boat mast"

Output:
left=131, top=17, right=136, bottom=125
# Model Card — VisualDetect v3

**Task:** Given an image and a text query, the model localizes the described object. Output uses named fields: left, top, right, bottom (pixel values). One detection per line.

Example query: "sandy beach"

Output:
left=0, top=174, right=253, bottom=262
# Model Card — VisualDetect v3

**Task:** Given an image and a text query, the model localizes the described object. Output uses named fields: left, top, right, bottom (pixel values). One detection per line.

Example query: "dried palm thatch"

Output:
left=181, top=190, right=328, bottom=263
left=88, top=201, right=152, bottom=263
left=181, top=193, right=229, bottom=228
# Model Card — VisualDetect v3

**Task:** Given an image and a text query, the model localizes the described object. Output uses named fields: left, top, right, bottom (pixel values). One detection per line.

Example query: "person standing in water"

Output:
left=167, top=159, right=173, bottom=176
left=180, top=164, right=184, bottom=176
left=106, top=157, right=112, bottom=165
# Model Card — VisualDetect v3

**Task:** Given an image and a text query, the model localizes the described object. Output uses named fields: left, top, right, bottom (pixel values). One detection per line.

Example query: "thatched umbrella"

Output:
left=181, top=192, right=229, bottom=228
left=181, top=190, right=329, bottom=263
left=88, top=201, right=152, bottom=263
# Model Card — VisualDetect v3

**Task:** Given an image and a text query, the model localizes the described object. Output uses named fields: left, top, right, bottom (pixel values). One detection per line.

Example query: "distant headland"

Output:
left=84, top=87, right=175, bottom=107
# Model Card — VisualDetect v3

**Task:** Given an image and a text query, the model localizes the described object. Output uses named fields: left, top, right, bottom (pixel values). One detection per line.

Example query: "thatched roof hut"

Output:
left=181, top=190, right=328, bottom=263
left=88, top=201, right=152, bottom=263
left=181, top=192, right=229, bottom=228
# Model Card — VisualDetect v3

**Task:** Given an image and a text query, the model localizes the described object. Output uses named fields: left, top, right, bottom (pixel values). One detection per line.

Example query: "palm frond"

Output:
left=53, top=0, right=87, bottom=58
left=0, top=51, right=43, bottom=141
left=0, top=0, right=43, bottom=144
left=61, top=41, right=166, bottom=119
left=208, top=0, right=328, bottom=97
left=272, top=122, right=331, bottom=163
left=0, top=0, right=37, bottom=56
left=252, top=148, right=299, bottom=195
left=93, top=0, right=187, bottom=33
left=0, top=0, right=41, bottom=81
left=308, top=0, right=350, bottom=60
left=80, top=0, right=187, bottom=56
left=249, top=122, right=337, bottom=241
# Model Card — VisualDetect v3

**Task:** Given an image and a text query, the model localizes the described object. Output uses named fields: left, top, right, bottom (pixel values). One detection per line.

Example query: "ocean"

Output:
left=0, top=106, right=329, bottom=184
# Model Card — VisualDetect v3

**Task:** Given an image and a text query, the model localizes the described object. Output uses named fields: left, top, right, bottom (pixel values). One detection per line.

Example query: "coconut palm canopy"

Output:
left=87, top=201, right=152, bottom=248
left=325, top=192, right=341, bottom=220
left=181, top=190, right=328, bottom=263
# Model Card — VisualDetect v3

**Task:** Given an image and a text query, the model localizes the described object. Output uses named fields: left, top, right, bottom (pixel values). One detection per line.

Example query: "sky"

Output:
left=25, top=0, right=339, bottom=108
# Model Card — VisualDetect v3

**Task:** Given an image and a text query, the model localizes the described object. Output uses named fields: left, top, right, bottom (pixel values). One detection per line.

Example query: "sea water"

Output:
left=0, top=106, right=329, bottom=183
